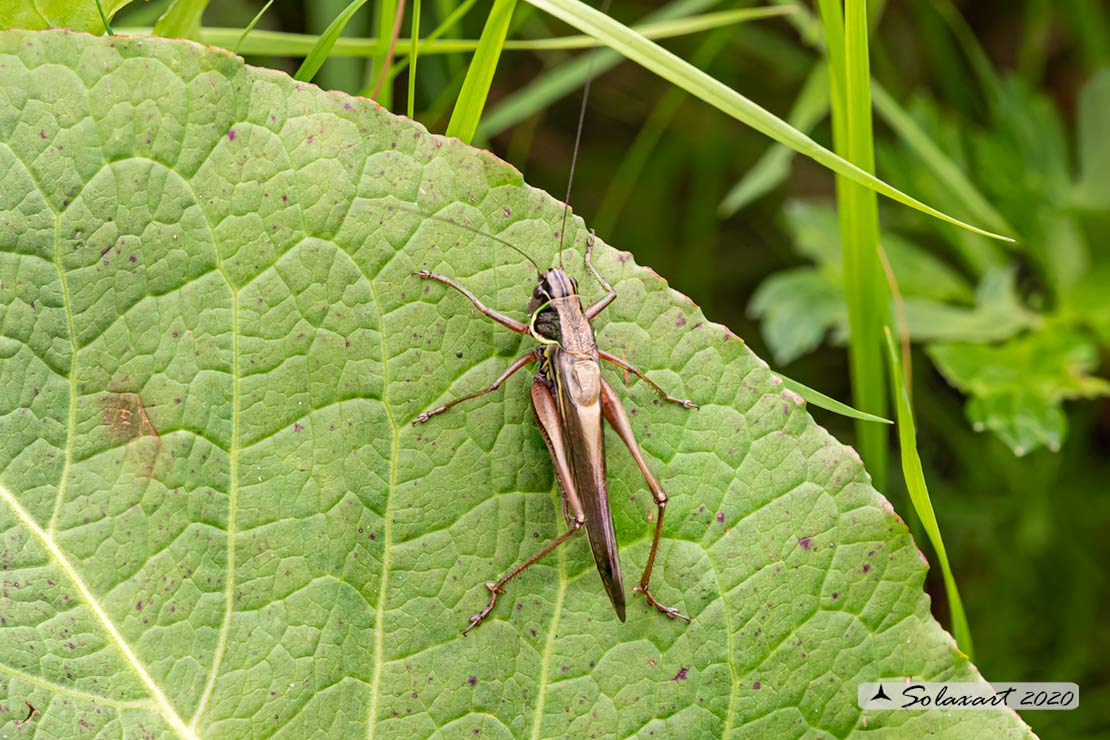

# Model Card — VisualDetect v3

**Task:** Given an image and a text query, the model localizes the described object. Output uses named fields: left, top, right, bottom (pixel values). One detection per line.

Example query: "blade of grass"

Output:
left=408, top=0, right=422, bottom=118
left=445, top=0, right=518, bottom=143
left=384, top=0, right=479, bottom=89
left=883, top=327, right=974, bottom=657
left=308, top=0, right=371, bottom=93
left=158, top=6, right=768, bottom=60
left=95, top=0, right=115, bottom=34
left=595, top=26, right=733, bottom=235
left=718, top=62, right=828, bottom=217
left=871, top=80, right=1016, bottom=238
left=373, top=0, right=399, bottom=107
left=234, top=0, right=274, bottom=56
left=780, top=376, right=892, bottom=424
left=152, top=0, right=207, bottom=40
left=294, top=0, right=372, bottom=83
left=479, top=0, right=728, bottom=138
left=524, top=0, right=1013, bottom=241
left=386, top=5, right=774, bottom=87
left=370, top=0, right=407, bottom=101
left=816, top=0, right=889, bottom=490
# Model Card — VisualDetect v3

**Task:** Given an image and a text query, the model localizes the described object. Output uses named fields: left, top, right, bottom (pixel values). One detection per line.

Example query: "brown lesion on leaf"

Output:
left=100, top=392, right=163, bottom=478
left=13, top=700, right=38, bottom=727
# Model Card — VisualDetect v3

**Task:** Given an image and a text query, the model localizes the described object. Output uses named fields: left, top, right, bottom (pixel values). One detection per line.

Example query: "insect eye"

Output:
left=533, top=284, right=545, bottom=300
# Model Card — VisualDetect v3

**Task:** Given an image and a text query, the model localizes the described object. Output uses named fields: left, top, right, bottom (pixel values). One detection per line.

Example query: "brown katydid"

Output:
left=412, top=0, right=693, bottom=633
left=411, top=220, right=697, bottom=634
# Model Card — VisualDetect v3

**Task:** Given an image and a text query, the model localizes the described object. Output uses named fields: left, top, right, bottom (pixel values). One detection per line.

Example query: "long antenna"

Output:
left=557, top=0, right=613, bottom=269
left=404, top=207, right=543, bottom=273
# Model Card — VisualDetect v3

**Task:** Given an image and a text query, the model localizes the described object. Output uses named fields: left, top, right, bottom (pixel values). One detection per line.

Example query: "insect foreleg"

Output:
left=413, top=350, right=538, bottom=424
left=599, top=377, right=690, bottom=622
left=584, top=231, right=617, bottom=319
left=415, top=270, right=529, bottom=333
left=598, top=350, right=698, bottom=409
left=461, top=379, right=589, bottom=634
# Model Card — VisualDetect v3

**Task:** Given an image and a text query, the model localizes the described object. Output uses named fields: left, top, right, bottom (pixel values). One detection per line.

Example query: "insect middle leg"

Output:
left=598, top=350, right=698, bottom=409
left=413, top=350, right=538, bottom=424
left=462, top=379, right=589, bottom=634
left=599, top=377, right=690, bottom=622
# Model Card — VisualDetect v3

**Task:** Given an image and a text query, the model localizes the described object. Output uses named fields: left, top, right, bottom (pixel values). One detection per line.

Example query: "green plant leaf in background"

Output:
left=929, top=329, right=1110, bottom=455
left=0, top=0, right=135, bottom=34
left=750, top=267, right=845, bottom=366
left=904, top=267, right=1036, bottom=343
left=0, top=29, right=1034, bottom=739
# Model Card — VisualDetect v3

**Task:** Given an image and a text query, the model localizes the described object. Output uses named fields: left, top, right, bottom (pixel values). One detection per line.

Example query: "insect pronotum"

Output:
left=413, top=1, right=696, bottom=634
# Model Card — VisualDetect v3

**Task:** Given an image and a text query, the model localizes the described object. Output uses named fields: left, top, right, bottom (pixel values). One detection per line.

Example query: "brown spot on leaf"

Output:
left=100, top=392, right=162, bottom=477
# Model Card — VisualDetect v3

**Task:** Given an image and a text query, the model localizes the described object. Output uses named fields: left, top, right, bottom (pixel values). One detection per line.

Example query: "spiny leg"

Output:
left=462, top=379, right=592, bottom=634
left=599, top=377, right=690, bottom=622
left=413, top=350, right=537, bottom=424
left=584, top=230, right=617, bottom=319
left=463, top=521, right=582, bottom=635
left=414, top=270, right=528, bottom=333
left=599, top=349, right=698, bottom=409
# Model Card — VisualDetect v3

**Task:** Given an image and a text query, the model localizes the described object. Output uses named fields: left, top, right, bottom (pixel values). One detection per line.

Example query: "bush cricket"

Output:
left=412, top=0, right=695, bottom=634
left=413, top=225, right=697, bottom=634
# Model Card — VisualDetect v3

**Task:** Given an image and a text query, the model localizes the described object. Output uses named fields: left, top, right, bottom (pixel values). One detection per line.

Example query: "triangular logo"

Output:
left=870, top=684, right=892, bottom=702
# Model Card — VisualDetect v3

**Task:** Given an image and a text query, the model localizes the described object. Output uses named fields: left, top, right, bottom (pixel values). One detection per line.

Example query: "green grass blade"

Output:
left=815, top=0, right=888, bottom=491
left=884, top=327, right=974, bottom=657
left=309, top=0, right=371, bottom=94
left=595, top=26, right=732, bottom=235
left=718, top=62, right=828, bottom=217
left=445, top=0, right=517, bottom=143
left=294, top=0, right=372, bottom=83
left=383, top=0, right=479, bottom=87
left=524, top=0, right=1013, bottom=241
left=151, top=0, right=207, bottom=40
left=479, top=0, right=726, bottom=138
left=780, top=376, right=892, bottom=424
left=94, top=0, right=115, bottom=35
left=408, top=0, right=421, bottom=118
left=234, top=0, right=274, bottom=56
left=373, top=0, right=398, bottom=107
left=871, top=80, right=1016, bottom=237
left=155, top=7, right=771, bottom=60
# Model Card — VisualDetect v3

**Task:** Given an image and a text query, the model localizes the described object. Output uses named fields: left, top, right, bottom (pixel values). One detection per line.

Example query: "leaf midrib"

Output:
left=0, top=482, right=197, bottom=739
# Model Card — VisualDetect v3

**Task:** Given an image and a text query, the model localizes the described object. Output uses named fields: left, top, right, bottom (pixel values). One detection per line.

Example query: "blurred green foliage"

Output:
left=33, top=0, right=1110, bottom=735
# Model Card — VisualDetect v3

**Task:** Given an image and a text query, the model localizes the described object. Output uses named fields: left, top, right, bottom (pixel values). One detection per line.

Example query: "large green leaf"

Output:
left=0, top=30, right=1033, bottom=739
left=929, top=328, right=1110, bottom=456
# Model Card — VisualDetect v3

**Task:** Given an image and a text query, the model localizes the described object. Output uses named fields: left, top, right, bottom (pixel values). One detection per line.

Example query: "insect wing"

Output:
left=554, top=350, right=626, bottom=621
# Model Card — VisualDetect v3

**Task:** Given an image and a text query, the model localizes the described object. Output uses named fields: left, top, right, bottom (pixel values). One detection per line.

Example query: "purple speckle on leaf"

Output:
left=227, top=128, right=236, bottom=141
left=798, top=537, right=813, bottom=550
